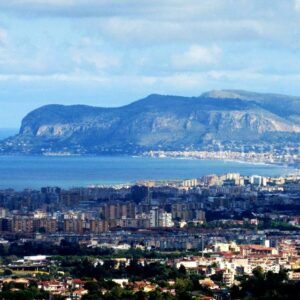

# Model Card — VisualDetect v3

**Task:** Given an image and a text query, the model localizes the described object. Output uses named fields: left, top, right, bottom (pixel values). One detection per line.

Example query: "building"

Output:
left=239, top=245, right=278, bottom=256
left=222, top=268, right=235, bottom=286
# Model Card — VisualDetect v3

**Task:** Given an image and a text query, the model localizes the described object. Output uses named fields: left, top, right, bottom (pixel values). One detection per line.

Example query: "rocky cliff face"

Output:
left=1, top=90, right=300, bottom=154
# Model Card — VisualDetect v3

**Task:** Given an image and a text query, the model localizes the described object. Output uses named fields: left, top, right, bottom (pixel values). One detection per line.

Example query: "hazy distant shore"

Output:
left=0, top=150, right=297, bottom=169
left=144, top=150, right=299, bottom=169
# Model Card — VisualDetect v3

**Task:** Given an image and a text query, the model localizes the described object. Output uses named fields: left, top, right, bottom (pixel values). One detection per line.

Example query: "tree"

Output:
left=175, top=278, right=193, bottom=293
left=135, top=291, right=148, bottom=300
left=178, top=265, right=187, bottom=277
left=231, top=269, right=300, bottom=300
left=84, top=281, right=100, bottom=293
left=3, top=269, right=12, bottom=276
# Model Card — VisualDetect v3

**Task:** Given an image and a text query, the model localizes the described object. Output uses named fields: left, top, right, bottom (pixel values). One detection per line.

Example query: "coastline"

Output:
left=0, top=154, right=292, bottom=190
left=143, top=150, right=299, bottom=169
left=0, top=151, right=296, bottom=169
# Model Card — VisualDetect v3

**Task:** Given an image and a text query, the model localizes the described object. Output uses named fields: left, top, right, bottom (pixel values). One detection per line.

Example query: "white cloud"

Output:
left=0, top=1, right=299, bottom=47
left=0, top=1, right=219, bottom=18
left=91, top=16, right=293, bottom=48
left=0, top=72, right=109, bottom=83
left=295, top=0, right=300, bottom=10
left=0, top=0, right=75, bottom=8
left=2, top=69, right=300, bottom=86
left=171, top=45, right=222, bottom=69
left=0, top=2, right=299, bottom=87
left=72, top=50, right=120, bottom=71
left=0, top=28, right=7, bottom=44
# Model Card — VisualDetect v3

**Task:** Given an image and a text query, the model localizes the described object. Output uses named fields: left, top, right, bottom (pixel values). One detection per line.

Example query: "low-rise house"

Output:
left=240, top=245, right=278, bottom=256
left=72, top=288, right=88, bottom=299
left=37, top=280, right=67, bottom=293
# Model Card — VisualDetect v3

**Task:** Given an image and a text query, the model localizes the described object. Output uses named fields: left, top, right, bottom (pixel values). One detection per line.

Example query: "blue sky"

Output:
left=1, top=0, right=300, bottom=127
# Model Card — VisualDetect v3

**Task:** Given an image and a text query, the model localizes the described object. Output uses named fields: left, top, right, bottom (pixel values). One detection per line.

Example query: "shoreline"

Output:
left=0, top=154, right=294, bottom=190
left=143, top=151, right=299, bottom=169
left=146, top=155, right=293, bottom=167
left=0, top=152, right=297, bottom=169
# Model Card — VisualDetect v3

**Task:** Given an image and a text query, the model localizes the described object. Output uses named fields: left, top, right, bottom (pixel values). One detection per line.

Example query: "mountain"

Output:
left=1, top=90, right=300, bottom=155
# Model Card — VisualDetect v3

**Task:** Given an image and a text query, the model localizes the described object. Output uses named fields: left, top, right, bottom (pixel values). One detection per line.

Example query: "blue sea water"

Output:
left=0, top=155, right=292, bottom=190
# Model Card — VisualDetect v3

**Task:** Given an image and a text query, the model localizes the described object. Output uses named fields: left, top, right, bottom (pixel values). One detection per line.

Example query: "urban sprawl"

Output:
left=0, top=173, right=300, bottom=299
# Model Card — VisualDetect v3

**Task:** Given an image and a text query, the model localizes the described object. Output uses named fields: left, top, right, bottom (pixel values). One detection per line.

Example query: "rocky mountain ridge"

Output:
left=1, top=90, right=300, bottom=155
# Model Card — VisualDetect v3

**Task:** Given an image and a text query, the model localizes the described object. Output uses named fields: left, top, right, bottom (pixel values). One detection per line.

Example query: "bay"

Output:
left=0, top=155, right=292, bottom=190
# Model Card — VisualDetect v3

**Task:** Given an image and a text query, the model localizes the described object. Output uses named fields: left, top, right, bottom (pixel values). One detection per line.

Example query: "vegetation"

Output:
left=0, top=240, right=198, bottom=260
left=61, top=258, right=190, bottom=281
left=0, top=282, right=49, bottom=300
left=231, top=267, right=300, bottom=299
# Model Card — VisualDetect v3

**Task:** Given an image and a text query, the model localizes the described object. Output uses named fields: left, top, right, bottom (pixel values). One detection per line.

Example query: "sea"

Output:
left=0, top=155, right=292, bottom=190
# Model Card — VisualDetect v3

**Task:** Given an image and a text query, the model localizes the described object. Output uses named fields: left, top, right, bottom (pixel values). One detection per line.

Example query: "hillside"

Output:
left=1, top=90, right=300, bottom=155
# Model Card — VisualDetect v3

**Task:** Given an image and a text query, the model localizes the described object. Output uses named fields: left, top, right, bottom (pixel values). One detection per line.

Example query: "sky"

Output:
left=1, top=0, right=300, bottom=127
